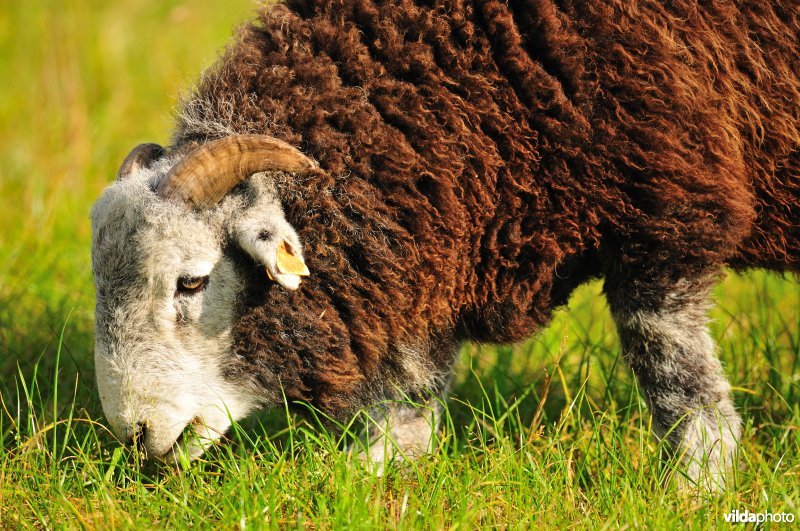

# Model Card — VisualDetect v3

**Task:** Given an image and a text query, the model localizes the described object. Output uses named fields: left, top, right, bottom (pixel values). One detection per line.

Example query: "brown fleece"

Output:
left=172, top=0, right=800, bottom=418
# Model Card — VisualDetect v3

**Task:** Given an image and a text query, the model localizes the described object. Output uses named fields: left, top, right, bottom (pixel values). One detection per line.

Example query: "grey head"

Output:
left=91, top=135, right=317, bottom=463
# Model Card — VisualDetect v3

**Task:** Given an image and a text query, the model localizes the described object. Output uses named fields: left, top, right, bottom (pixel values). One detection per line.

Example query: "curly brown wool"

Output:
left=172, top=0, right=800, bottom=418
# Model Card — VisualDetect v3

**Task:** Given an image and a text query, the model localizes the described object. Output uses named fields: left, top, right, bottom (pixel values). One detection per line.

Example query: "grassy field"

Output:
left=1, top=1, right=798, bottom=528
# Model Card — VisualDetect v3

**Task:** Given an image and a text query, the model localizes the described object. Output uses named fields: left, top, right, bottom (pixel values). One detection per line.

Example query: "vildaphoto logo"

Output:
left=724, top=509, right=795, bottom=524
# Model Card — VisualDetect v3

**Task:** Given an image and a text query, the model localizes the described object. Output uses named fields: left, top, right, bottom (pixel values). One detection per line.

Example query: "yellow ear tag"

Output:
left=269, top=240, right=310, bottom=280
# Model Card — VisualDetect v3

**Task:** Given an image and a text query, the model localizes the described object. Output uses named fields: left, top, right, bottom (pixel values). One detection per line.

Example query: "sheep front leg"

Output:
left=606, top=277, right=741, bottom=491
left=359, top=397, right=442, bottom=473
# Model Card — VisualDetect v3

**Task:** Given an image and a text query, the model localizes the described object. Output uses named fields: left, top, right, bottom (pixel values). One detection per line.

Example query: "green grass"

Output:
left=1, top=1, right=798, bottom=528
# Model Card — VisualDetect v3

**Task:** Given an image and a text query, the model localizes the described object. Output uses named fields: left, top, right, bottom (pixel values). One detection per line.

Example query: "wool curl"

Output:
left=171, top=0, right=800, bottom=417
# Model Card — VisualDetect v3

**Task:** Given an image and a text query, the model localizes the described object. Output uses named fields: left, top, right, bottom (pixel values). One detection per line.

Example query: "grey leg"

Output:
left=358, top=397, right=442, bottom=474
left=606, top=277, right=740, bottom=490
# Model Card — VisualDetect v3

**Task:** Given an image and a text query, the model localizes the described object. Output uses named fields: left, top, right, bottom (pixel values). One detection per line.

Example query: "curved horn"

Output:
left=117, top=143, right=165, bottom=181
left=156, top=134, right=318, bottom=208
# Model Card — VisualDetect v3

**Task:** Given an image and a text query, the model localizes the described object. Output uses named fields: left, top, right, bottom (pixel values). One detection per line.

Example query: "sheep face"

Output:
left=91, top=158, right=305, bottom=463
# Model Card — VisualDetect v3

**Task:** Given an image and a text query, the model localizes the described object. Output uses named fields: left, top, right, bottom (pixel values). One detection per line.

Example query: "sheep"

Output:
left=91, top=0, right=800, bottom=490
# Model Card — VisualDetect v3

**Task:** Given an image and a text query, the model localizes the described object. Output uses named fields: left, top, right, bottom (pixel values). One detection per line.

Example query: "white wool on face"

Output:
left=90, top=163, right=299, bottom=460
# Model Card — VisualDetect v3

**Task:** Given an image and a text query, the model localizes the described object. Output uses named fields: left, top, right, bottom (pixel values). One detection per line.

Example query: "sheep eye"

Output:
left=176, top=275, right=209, bottom=295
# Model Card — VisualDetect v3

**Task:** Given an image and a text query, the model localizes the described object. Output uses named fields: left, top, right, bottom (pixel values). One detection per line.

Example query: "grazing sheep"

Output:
left=91, top=0, right=800, bottom=489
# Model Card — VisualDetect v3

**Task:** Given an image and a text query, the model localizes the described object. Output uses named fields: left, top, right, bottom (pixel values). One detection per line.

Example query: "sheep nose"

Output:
left=128, top=422, right=148, bottom=452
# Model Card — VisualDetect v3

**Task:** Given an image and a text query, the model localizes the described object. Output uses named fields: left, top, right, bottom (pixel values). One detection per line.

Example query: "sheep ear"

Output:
left=230, top=207, right=309, bottom=291
left=265, top=240, right=310, bottom=290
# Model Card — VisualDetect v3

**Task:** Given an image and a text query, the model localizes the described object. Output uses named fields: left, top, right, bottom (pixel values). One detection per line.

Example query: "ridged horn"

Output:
left=156, top=134, right=318, bottom=208
left=117, top=143, right=165, bottom=181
